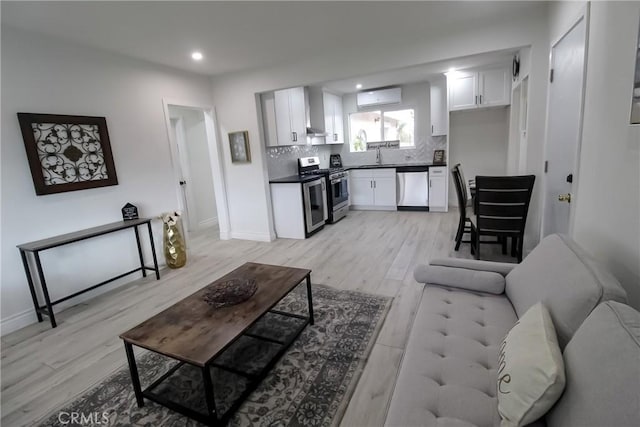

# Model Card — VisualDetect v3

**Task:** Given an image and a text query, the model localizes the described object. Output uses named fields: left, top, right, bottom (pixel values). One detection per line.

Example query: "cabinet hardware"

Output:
left=374, top=181, right=376, bottom=189
left=480, top=95, right=483, bottom=104
left=475, top=95, right=478, bottom=104
left=370, top=180, right=373, bottom=188
left=432, top=125, right=434, bottom=133
left=179, top=180, right=186, bottom=186
left=429, top=179, right=432, bottom=188
left=292, top=132, right=297, bottom=142
left=334, top=133, right=338, bottom=142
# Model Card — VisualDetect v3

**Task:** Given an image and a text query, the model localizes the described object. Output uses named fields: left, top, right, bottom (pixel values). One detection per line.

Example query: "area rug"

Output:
left=40, top=284, right=391, bottom=427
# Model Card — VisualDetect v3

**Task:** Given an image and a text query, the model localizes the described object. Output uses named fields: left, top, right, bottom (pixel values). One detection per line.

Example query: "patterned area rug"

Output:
left=40, top=284, right=391, bottom=427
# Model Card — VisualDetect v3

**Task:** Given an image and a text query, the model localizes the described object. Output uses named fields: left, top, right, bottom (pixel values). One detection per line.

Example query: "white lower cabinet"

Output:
left=349, top=169, right=397, bottom=210
left=428, top=166, right=447, bottom=212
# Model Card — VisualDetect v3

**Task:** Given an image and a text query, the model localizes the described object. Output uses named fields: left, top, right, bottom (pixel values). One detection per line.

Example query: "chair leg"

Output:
left=511, top=237, right=517, bottom=257
left=474, top=230, right=480, bottom=260
left=517, top=235, right=524, bottom=263
left=454, top=216, right=465, bottom=251
left=501, top=237, right=507, bottom=255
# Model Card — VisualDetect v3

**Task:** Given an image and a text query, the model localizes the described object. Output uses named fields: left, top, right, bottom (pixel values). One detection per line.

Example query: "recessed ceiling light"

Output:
left=191, top=51, right=203, bottom=61
left=356, top=83, right=363, bottom=89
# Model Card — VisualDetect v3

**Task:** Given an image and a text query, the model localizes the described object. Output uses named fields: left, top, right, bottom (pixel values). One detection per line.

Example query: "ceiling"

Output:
left=323, top=49, right=517, bottom=94
left=2, top=1, right=543, bottom=77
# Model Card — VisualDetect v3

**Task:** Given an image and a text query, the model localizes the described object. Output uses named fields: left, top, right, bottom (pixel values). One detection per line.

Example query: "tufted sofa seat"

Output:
left=385, top=234, right=629, bottom=427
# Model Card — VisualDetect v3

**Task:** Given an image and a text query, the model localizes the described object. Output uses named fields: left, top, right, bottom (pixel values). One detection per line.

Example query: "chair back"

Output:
left=451, top=164, right=468, bottom=215
left=475, top=175, right=535, bottom=236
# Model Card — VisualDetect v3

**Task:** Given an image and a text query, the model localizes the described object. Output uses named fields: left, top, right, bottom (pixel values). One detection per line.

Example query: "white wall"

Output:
left=1, top=27, right=214, bottom=333
left=210, top=7, right=550, bottom=245
left=449, top=108, right=510, bottom=204
left=169, top=106, right=218, bottom=230
left=570, top=1, right=640, bottom=308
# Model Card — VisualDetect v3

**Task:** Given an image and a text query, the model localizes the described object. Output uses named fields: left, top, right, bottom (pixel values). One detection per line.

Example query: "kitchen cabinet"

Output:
left=430, top=78, right=448, bottom=136
left=274, top=87, right=308, bottom=145
left=349, top=169, right=397, bottom=210
left=323, top=91, right=344, bottom=144
left=448, top=67, right=511, bottom=111
left=428, top=166, right=447, bottom=212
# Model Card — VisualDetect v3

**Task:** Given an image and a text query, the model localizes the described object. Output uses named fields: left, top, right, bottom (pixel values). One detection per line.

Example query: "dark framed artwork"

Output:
left=17, top=113, right=118, bottom=195
left=433, top=149, right=446, bottom=164
left=631, top=15, right=640, bottom=124
left=229, top=131, right=251, bottom=163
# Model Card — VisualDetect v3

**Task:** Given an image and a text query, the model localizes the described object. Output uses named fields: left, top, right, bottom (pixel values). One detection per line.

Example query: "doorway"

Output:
left=541, top=13, right=588, bottom=237
left=164, top=102, right=230, bottom=240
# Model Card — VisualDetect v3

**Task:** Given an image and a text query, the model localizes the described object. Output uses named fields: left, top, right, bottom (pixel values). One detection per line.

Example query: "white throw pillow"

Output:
left=497, top=302, right=566, bottom=427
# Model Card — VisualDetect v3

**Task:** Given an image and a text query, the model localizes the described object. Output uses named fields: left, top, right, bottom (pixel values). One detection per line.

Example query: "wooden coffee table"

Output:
left=120, top=262, right=313, bottom=426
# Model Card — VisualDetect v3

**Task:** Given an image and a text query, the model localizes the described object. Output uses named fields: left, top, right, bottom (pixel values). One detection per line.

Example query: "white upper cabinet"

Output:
left=323, top=91, right=344, bottom=144
left=430, top=78, right=449, bottom=136
left=448, top=71, right=478, bottom=111
left=274, top=87, right=308, bottom=145
left=448, top=67, right=511, bottom=111
left=479, top=68, right=511, bottom=107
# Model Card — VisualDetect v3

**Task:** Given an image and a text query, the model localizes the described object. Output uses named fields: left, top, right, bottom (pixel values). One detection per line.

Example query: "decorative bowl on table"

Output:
left=203, top=278, right=257, bottom=308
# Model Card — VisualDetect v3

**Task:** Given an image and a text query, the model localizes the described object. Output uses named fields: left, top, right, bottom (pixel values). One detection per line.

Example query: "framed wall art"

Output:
left=17, top=113, right=118, bottom=195
left=229, top=131, right=251, bottom=163
left=433, top=149, right=446, bottom=164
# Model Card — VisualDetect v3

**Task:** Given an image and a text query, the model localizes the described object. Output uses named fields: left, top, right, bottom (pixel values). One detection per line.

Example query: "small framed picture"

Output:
left=229, top=131, right=251, bottom=163
left=433, top=149, right=446, bottom=164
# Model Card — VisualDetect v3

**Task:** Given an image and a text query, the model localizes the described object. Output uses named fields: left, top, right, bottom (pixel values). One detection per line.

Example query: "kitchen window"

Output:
left=349, top=108, right=414, bottom=152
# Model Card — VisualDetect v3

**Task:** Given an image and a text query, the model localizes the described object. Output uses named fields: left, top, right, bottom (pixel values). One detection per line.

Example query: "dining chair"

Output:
left=451, top=164, right=472, bottom=250
left=471, top=175, right=535, bottom=262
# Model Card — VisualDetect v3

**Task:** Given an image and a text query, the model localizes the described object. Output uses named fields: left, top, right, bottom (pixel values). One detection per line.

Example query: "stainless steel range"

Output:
left=298, top=155, right=349, bottom=223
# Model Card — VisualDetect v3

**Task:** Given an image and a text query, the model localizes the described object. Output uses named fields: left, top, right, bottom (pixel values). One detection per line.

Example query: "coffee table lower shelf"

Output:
left=124, top=308, right=312, bottom=426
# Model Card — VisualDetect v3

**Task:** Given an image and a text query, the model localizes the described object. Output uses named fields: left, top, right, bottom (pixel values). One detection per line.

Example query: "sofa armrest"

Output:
left=414, top=264, right=506, bottom=295
left=430, top=258, right=516, bottom=276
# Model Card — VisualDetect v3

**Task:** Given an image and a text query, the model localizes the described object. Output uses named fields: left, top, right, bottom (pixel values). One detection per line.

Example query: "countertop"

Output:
left=345, top=163, right=447, bottom=172
left=269, top=174, right=323, bottom=184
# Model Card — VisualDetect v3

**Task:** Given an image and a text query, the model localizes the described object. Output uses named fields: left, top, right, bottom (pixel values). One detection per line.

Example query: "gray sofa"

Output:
left=385, top=234, right=639, bottom=426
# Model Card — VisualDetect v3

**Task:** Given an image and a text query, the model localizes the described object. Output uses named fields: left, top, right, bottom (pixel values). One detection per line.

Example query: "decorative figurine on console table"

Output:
left=159, top=210, right=186, bottom=269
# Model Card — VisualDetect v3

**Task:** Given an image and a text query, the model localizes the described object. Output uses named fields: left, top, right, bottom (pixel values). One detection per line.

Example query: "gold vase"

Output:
left=163, top=220, right=187, bottom=269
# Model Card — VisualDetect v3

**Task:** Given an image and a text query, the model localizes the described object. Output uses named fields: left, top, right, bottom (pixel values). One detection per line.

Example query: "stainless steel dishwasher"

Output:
left=397, top=170, right=429, bottom=210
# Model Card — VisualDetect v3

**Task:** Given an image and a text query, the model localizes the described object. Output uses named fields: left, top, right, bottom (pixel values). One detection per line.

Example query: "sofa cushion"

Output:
left=545, top=301, right=640, bottom=427
left=414, top=265, right=506, bottom=294
left=497, top=303, right=565, bottom=426
left=386, top=285, right=517, bottom=427
left=505, top=234, right=627, bottom=349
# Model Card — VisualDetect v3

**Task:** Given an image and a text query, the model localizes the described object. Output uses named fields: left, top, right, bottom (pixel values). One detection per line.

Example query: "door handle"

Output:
left=558, top=193, right=572, bottom=203
left=179, top=180, right=186, bottom=186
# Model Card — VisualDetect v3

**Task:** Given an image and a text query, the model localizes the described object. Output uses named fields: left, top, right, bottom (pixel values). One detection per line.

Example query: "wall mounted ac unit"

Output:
left=356, top=87, right=402, bottom=107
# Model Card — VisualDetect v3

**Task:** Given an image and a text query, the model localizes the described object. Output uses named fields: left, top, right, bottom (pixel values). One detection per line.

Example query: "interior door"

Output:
left=170, top=117, right=195, bottom=232
left=542, top=16, right=587, bottom=236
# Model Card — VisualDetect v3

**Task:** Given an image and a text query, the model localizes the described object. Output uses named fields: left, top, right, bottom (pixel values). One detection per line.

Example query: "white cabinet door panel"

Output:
left=274, top=89, right=292, bottom=145
left=374, top=177, right=397, bottom=207
left=448, top=72, right=477, bottom=111
left=430, top=78, right=448, bottom=136
left=429, top=176, right=447, bottom=211
left=480, top=68, right=511, bottom=107
left=350, top=177, right=374, bottom=205
left=288, top=87, right=308, bottom=142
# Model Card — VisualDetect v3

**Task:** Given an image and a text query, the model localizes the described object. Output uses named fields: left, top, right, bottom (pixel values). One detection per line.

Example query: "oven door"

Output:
left=331, top=176, right=349, bottom=210
left=302, top=177, right=328, bottom=234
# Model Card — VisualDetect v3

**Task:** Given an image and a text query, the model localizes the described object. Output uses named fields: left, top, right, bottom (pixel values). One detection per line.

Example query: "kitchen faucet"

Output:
left=376, top=146, right=382, bottom=165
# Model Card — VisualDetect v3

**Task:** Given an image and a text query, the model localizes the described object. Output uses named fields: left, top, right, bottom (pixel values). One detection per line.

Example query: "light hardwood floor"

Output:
left=1, top=210, right=514, bottom=426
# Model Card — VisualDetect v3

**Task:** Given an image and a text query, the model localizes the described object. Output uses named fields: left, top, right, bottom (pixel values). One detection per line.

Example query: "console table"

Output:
left=17, top=218, right=160, bottom=328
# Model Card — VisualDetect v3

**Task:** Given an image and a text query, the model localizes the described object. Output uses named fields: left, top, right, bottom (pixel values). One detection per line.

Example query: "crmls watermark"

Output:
left=57, top=411, right=110, bottom=425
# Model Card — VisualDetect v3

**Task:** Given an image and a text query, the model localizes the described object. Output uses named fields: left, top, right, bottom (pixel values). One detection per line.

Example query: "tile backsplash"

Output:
left=266, top=143, right=334, bottom=178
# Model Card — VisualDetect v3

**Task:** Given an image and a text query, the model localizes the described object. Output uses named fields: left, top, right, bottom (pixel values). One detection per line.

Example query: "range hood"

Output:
left=306, top=126, right=328, bottom=137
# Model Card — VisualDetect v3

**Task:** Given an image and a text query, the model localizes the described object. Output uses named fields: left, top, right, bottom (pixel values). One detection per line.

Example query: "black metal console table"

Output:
left=17, top=218, right=160, bottom=328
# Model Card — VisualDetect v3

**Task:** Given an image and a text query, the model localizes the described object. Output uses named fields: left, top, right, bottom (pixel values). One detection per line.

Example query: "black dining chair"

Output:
left=451, top=164, right=472, bottom=250
left=471, top=175, right=535, bottom=262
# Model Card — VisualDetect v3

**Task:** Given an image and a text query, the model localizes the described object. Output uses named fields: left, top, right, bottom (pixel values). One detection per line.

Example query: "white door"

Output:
left=448, top=71, right=477, bottom=111
left=542, top=16, right=587, bottom=236
left=170, top=117, right=195, bottom=232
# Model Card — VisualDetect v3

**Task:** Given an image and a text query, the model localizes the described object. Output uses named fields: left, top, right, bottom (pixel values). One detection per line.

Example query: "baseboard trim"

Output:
left=1, top=309, right=38, bottom=336
left=230, top=230, right=274, bottom=242
left=350, top=205, right=397, bottom=211
left=198, top=217, right=218, bottom=228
